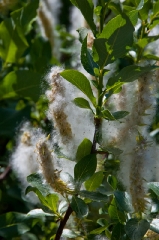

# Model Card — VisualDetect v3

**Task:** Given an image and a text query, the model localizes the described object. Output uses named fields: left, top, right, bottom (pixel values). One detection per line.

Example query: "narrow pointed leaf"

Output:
left=61, top=70, right=96, bottom=106
left=93, top=14, right=134, bottom=67
left=90, top=226, right=107, bottom=234
left=73, top=97, right=92, bottom=110
left=148, top=182, right=159, bottom=196
left=107, top=65, right=159, bottom=87
left=81, top=36, right=98, bottom=76
left=112, top=111, right=129, bottom=120
left=76, top=138, right=92, bottom=162
left=79, top=190, right=108, bottom=202
left=85, top=171, right=104, bottom=191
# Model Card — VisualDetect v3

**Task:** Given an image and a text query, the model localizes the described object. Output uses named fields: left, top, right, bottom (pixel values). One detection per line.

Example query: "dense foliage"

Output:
left=1, top=0, right=159, bottom=239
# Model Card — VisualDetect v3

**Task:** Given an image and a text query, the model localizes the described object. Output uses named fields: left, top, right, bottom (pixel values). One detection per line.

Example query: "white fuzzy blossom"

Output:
left=101, top=68, right=159, bottom=212
left=45, top=66, right=94, bottom=159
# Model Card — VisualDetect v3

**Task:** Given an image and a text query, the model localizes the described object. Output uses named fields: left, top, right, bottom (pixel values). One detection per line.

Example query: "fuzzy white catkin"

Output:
left=10, top=123, right=46, bottom=203
left=102, top=69, right=159, bottom=212
left=46, top=66, right=94, bottom=160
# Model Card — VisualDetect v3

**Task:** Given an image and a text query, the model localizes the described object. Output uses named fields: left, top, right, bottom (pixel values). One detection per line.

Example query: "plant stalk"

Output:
left=54, top=205, right=73, bottom=240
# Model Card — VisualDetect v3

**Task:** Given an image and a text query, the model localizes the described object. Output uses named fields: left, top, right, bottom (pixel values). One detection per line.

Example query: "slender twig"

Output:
left=54, top=120, right=100, bottom=239
left=0, top=165, right=11, bottom=181
left=54, top=205, right=73, bottom=240
left=91, top=118, right=101, bottom=154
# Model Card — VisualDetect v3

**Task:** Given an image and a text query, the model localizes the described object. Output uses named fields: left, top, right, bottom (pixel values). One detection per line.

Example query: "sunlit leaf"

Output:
left=85, top=171, right=104, bottom=191
left=61, top=70, right=96, bottom=106
left=76, top=138, right=92, bottom=162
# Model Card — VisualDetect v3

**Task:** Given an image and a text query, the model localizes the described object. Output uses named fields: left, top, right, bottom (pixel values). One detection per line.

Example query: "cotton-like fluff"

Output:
left=69, top=6, right=85, bottom=37
left=45, top=66, right=94, bottom=160
left=10, top=123, right=45, bottom=203
left=36, top=137, right=75, bottom=195
left=101, top=69, right=158, bottom=213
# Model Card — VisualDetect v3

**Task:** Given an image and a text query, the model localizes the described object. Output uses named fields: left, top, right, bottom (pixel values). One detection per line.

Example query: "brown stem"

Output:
left=55, top=118, right=102, bottom=239
left=54, top=205, right=73, bottom=240
left=0, top=165, right=11, bottom=181
left=91, top=118, right=102, bottom=154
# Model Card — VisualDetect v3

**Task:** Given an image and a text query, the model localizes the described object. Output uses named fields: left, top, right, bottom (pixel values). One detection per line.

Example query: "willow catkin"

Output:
left=45, top=66, right=94, bottom=159
left=36, top=139, right=75, bottom=195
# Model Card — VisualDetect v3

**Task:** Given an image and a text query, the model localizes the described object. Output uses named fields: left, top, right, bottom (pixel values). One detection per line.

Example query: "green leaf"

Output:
left=153, top=0, right=159, bottom=16
left=0, top=106, right=31, bottom=137
left=143, top=54, right=159, bottom=61
left=108, top=198, right=119, bottom=221
left=79, top=190, right=108, bottom=202
left=0, top=72, right=17, bottom=100
left=13, top=70, right=42, bottom=102
left=27, top=173, right=50, bottom=196
left=71, top=196, right=88, bottom=218
left=26, top=209, right=54, bottom=218
left=45, top=194, right=59, bottom=213
left=90, top=226, right=107, bottom=235
left=148, top=182, right=159, bottom=197
left=26, top=187, right=59, bottom=214
left=111, top=223, right=125, bottom=240
left=102, top=146, right=123, bottom=156
left=76, top=138, right=92, bottom=162
left=73, top=97, right=92, bottom=110
left=0, top=212, right=26, bottom=229
left=136, top=0, right=144, bottom=10
left=125, top=219, right=150, bottom=240
left=60, top=70, right=96, bottom=106
left=101, top=109, right=115, bottom=120
left=112, top=111, right=129, bottom=120
left=69, top=0, right=78, bottom=7
left=108, top=1, right=123, bottom=15
left=74, top=0, right=96, bottom=34
left=128, top=10, right=138, bottom=26
left=0, top=223, right=30, bottom=238
left=0, top=212, right=27, bottom=238
left=107, top=65, right=159, bottom=87
left=11, top=0, right=39, bottom=33
left=0, top=19, right=28, bottom=63
left=25, top=186, right=50, bottom=209
left=85, top=171, right=104, bottom=191
left=97, top=218, right=108, bottom=227
left=107, top=175, right=117, bottom=190
left=106, top=81, right=124, bottom=93
left=150, top=219, right=159, bottom=234
left=93, top=14, right=134, bottom=67
left=114, top=191, right=133, bottom=213
left=74, top=154, right=97, bottom=185
left=139, top=0, right=151, bottom=20
left=81, top=36, right=99, bottom=76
